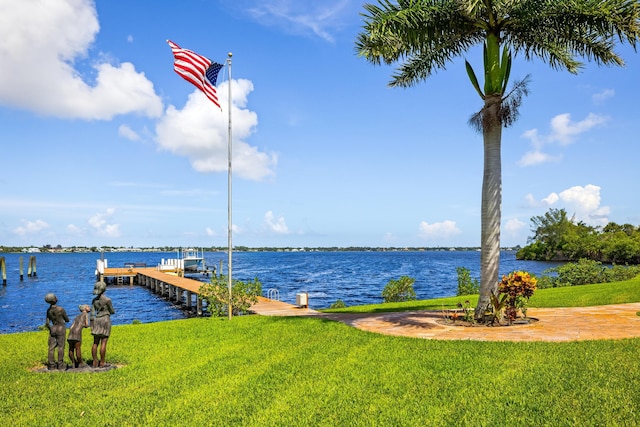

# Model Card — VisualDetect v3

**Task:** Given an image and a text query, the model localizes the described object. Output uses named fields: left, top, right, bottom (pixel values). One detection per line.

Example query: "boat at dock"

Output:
left=182, top=248, right=205, bottom=272
left=157, top=248, right=208, bottom=274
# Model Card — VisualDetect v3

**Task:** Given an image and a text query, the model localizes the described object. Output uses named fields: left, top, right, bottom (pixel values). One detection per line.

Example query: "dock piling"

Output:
left=1, top=257, right=5, bottom=286
left=19, top=256, right=23, bottom=281
left=28, top=256, right=37, bottom=277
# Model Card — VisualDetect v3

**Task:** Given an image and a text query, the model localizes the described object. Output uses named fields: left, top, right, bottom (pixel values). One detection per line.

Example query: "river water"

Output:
left=0, top=250, right=560, bottom=334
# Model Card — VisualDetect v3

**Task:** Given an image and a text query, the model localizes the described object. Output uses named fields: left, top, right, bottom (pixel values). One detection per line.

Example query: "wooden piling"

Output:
left=19, top=256, right=24, bottom=281
left=1, top=257, right=5, bottom=286
left=28, top=256, right=37, bottom=277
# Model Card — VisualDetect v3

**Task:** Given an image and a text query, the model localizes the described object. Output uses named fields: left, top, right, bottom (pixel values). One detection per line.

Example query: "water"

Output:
left=0, top=250, right=560, bottom=334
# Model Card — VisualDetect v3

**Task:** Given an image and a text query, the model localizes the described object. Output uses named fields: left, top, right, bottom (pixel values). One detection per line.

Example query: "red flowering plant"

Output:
left=497, top=271, right=537, bottom=324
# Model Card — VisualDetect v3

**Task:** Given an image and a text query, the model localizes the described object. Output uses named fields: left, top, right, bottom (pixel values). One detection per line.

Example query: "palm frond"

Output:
left=468, top=74, right=531, bottom=132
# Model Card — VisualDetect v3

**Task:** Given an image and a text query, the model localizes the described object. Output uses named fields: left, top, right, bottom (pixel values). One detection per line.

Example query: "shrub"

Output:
left=382, top=276, right=417, bottom=303
left=199, top=275, right=262, bottom=317
left=498, top=271, right=537, bottom=323
left=456, top=267, right=479, bottom=296
left=330, top=300, right=346, bottom=309
left=546, top=259, right=605, bottom=287
left=542, top=259, right=640, bottom=287
left=603, top=264, right=640, bottom=282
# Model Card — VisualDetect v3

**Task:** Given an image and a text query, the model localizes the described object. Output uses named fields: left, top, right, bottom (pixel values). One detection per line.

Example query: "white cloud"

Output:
left=66, top=224, right=83, bottom=235
left=118, top=124, right=141, bottom=141
left=205, top=227, right=217, bottom=237
left=504, top=218, right=526, bottom=234
left=264, top=211, right=289, bottom=234
left=549, top=113, right=608, bottom=145
left=418, top=220, right=461, bottom=240
left=13, top=219, right=49, bottom=236
left=592, top=89, right=614, bottom=104
left=156, top=79, right=277, bottom=181
left=88, top=208, right=121, bottom=237
left=0, top=0, right=162, bottom=119
left=542, top=193, right=559, bottom=206
left=526, top=184, right=610, bottom=226
left=518, top=150, right=561, bottom=167
left=235, top=0, right=355, bottom=42
left=519, top=113, right=607, bottom=166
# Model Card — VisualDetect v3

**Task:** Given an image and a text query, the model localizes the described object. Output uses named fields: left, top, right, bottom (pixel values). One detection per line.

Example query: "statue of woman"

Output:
left=44, top=293, right=69, bottom=370
left=90, top=281, right=115, bottom=368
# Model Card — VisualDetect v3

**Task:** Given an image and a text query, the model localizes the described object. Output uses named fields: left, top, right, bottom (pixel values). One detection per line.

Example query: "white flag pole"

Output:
left=226, top=52, right=233, bottom=320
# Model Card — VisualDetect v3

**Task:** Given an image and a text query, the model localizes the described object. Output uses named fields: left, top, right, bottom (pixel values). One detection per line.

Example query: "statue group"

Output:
left=44, top=281, right=115, bottom=370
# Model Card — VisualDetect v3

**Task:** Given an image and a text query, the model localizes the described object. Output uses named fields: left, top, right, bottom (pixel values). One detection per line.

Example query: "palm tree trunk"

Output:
left=475, top=95, right=502, bottom=320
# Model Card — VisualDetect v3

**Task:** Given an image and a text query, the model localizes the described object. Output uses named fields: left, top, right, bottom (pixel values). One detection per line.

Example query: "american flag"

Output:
left=167, top=40, right=223, bottom=108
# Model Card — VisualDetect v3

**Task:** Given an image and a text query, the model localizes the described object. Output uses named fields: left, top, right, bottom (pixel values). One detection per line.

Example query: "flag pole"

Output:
left=226, top=52, right=233, bottom=320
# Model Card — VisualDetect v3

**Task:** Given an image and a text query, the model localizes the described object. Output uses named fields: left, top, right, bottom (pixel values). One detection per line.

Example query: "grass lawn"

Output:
left=2, top=277, right=640, bottom=426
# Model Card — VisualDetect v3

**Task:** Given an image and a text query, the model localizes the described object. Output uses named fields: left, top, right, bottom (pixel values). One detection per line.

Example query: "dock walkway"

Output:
left=100, top=267, right=309, bottom=316
left=101, top=266, right=206, bottom=314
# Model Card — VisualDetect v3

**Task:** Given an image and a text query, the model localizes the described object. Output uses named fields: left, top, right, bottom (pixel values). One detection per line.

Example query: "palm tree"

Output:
left=356, top=0, right=639, bottom=320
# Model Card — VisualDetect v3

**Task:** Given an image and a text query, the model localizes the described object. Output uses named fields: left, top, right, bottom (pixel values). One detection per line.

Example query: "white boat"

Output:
left=156, top=248, right=206, bottom=274
left=182, top=248, right=205, bottom=272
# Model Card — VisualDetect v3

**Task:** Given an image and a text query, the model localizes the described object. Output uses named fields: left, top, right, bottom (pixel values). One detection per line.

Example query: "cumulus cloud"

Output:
left=13, top=219, right=49, bottom=236
left=0, top=0, right=163, bottom=119
left=264, top=211, right=289, bottom=234
left=525, top=184, right=610, bottom=226
left=519, top=113, right=607, bottom=166
left=418, top=220, right=461, bottom=240
left=156, top=80, right=277, bottom=181
left=88, top=208, right=121, bottom=237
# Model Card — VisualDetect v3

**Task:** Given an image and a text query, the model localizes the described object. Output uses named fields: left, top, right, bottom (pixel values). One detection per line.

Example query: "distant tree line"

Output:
left=516, top=208, right=640, bottom=264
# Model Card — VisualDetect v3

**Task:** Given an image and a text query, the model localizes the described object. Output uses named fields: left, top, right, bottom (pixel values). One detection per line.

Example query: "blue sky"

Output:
left=1, top=0, right=638, bottom=249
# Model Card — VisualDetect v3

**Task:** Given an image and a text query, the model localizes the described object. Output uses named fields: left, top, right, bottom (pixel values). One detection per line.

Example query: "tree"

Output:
left=356, top=0, right=639, bottom=320
left=382, top=276, right=417, bottom=302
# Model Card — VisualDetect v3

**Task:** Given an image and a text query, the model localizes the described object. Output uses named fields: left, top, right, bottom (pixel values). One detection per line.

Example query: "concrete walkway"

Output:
left=251, top=297, right=640, bottom=342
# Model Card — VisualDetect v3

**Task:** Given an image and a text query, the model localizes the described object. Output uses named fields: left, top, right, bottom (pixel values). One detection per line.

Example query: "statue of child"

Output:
left=44, top=293, right=69, bottom=370
left=67, top=304, right=91, bottom=368
left=91, top=281, right=115, bottom=368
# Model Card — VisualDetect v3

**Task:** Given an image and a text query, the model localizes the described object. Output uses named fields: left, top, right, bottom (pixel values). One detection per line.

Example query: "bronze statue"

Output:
left=44, top=293, right=69, bottom=370
left=90, top=281, right=115, bottom=368
left=67, top=304, right=91, bottom=368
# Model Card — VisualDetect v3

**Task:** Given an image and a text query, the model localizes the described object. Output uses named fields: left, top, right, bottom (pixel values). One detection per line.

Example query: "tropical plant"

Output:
left=199, top=275, right=262, bottom=317
left=356, top=0, right=640, bottom=320
left=382, top=276, right=417, bottom=302
left=456, top=266, right=480, bottom=296
left=498, top=271, right=537, bottom=323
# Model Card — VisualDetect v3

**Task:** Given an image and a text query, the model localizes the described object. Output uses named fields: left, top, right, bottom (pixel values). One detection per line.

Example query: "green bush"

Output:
left=381, top=276, right=417, bottom=303
left=330, top=299, right=346, bottom=309
left=543, top=259, right=640, bottom=287
left=604, top=264, right=640, bottom=282
left=456, top=267, right=479, bottom=296
left=199, top=275, right=262, bottom=317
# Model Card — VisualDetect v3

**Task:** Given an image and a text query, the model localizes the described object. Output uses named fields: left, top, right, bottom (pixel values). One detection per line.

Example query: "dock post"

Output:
left=28, top=256, right=37, bottom=277
left=19, top=256, right=24, bottom=281
left=1, top=257, right=5, bottom=286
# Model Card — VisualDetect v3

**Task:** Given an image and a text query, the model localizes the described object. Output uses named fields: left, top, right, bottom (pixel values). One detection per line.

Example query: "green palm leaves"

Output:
left=465, top=37, right=511, bottom=100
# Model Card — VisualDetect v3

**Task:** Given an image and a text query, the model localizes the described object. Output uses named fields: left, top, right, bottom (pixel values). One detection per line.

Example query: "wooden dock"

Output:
left=98, top=267, right=310, bottom=317
left=100, top=267, right=206, bottom=315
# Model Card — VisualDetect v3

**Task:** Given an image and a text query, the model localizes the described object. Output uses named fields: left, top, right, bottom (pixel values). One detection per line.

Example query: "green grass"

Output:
left=3, top=277, right=640, bottom=426
left=321, top=275, right=640, bottom=313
